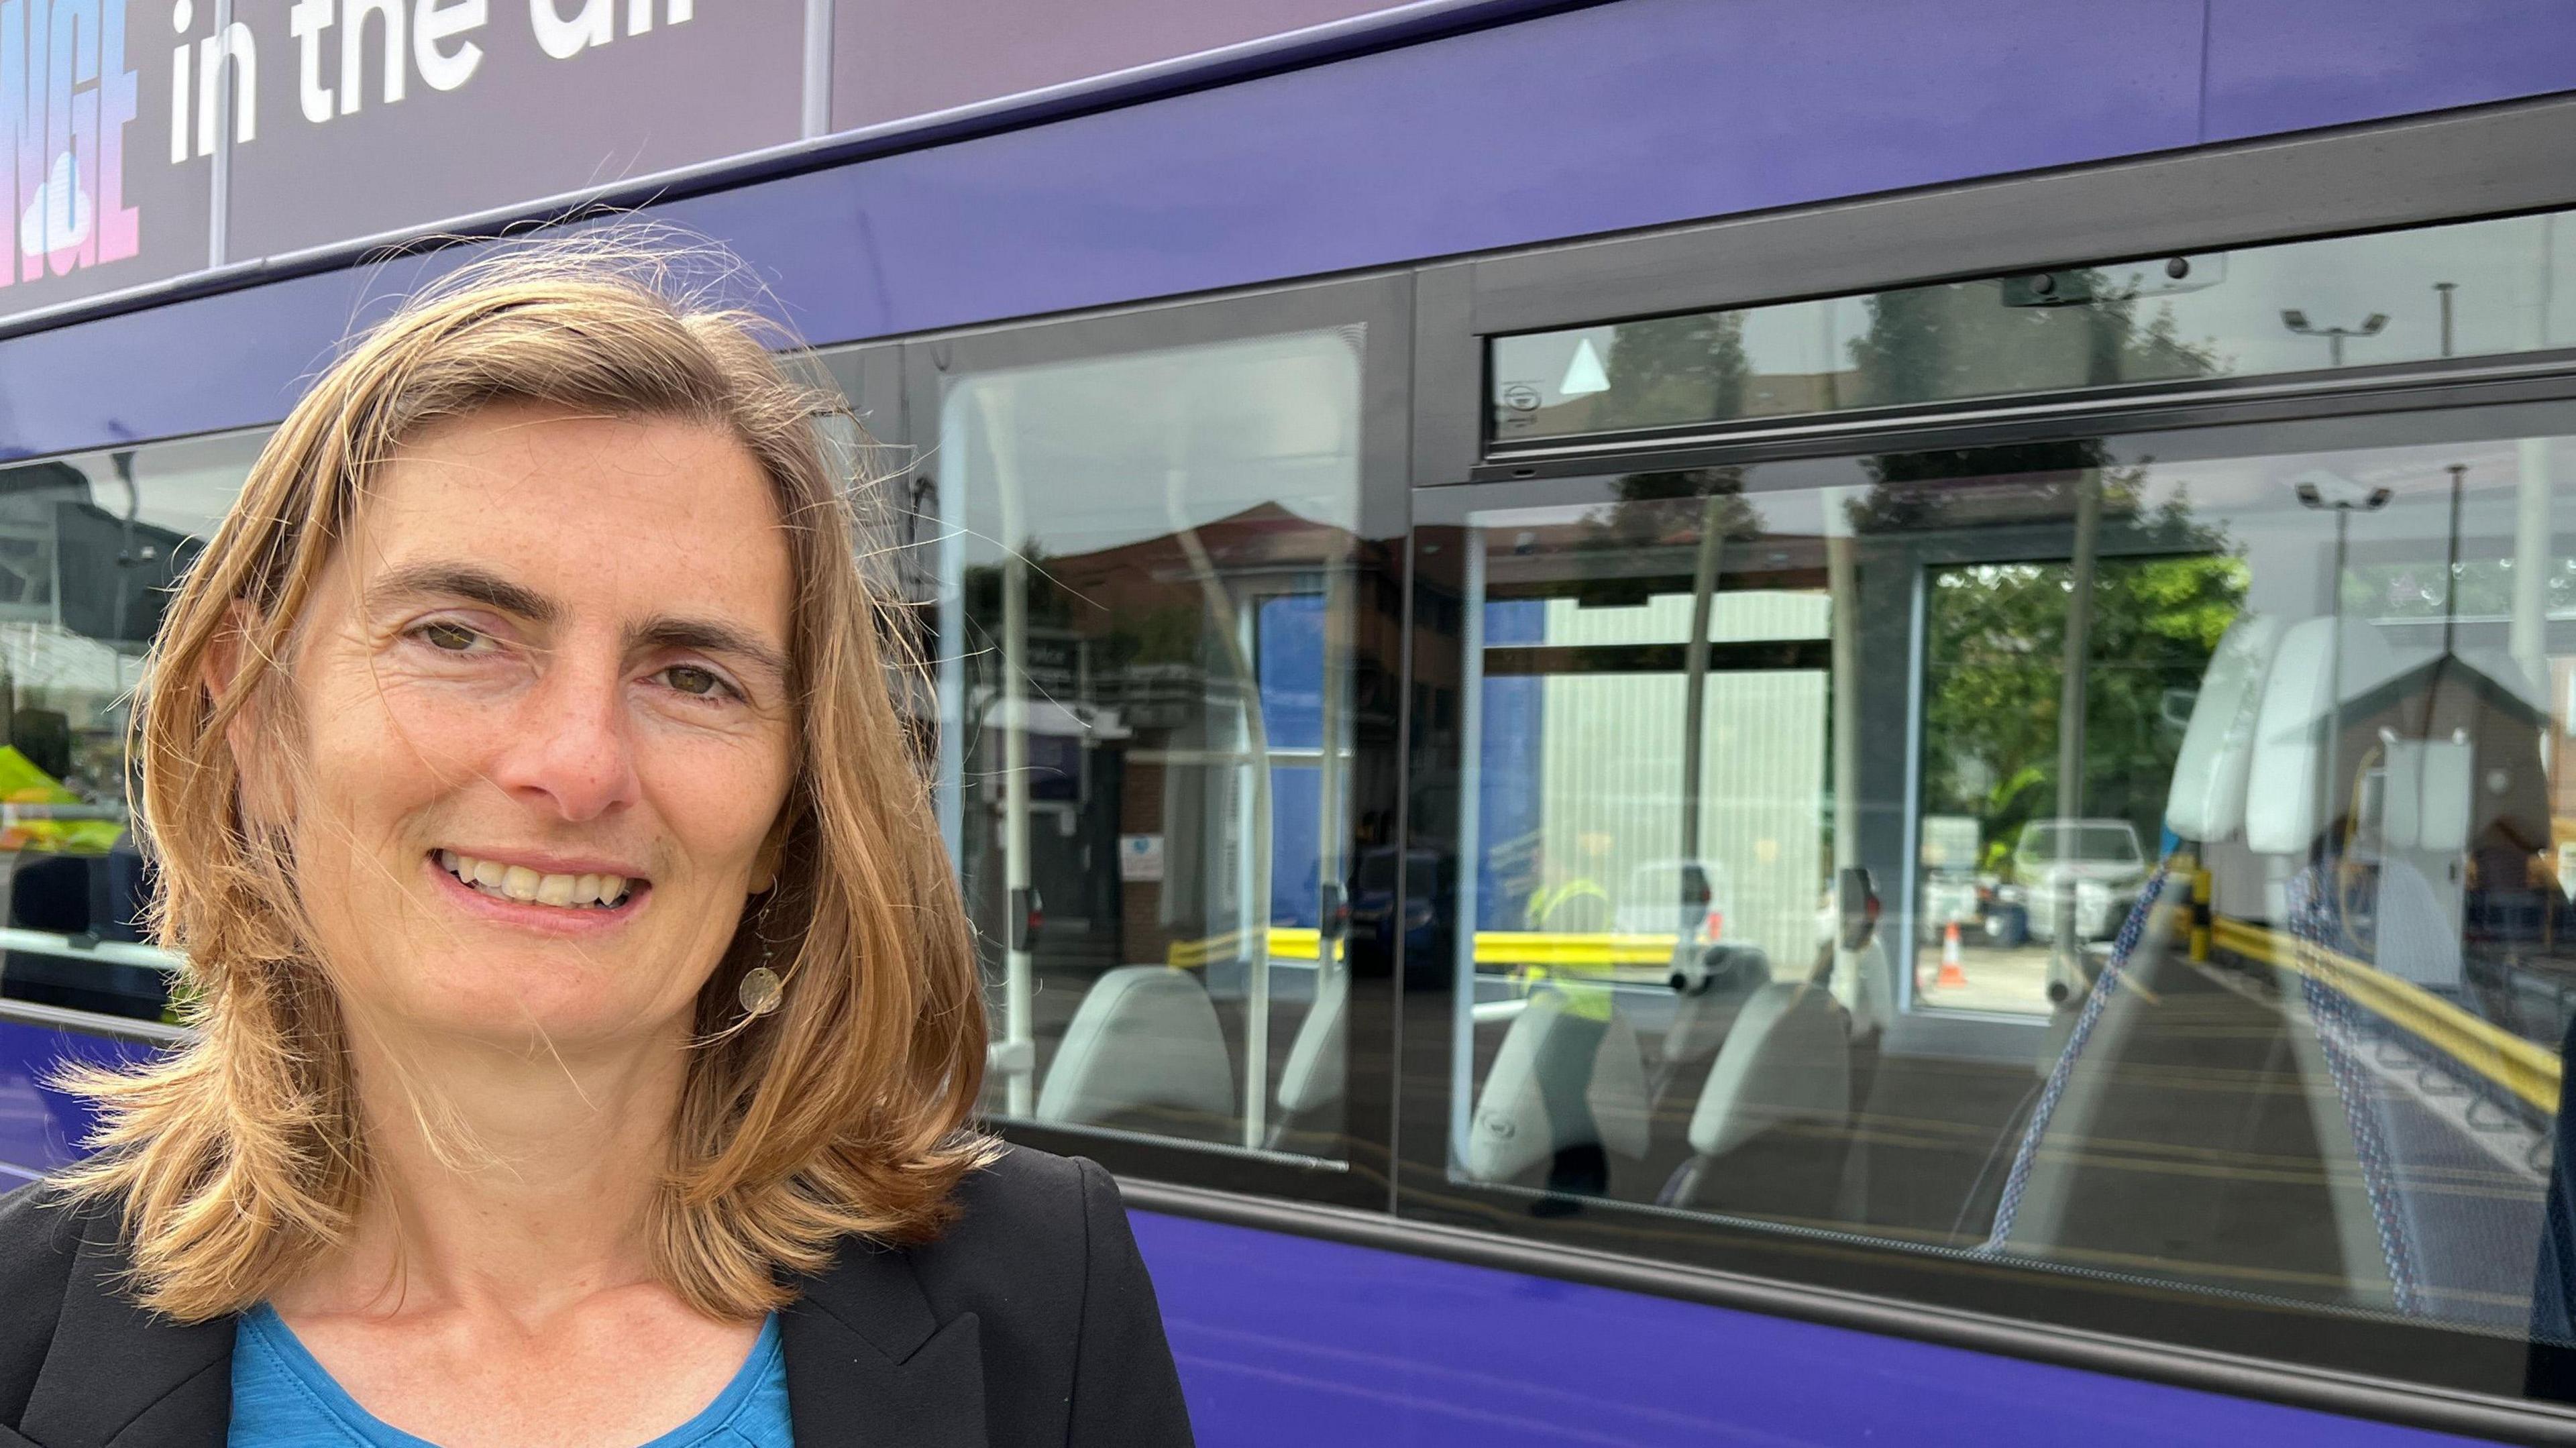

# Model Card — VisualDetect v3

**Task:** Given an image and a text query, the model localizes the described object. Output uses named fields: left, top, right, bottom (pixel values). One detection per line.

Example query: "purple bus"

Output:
left=9, top=1, right=2576, bottom=1441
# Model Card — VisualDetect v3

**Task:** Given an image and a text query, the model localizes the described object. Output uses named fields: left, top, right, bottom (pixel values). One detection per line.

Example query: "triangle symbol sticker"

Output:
left=1559, top=336, right=1611, bottom=397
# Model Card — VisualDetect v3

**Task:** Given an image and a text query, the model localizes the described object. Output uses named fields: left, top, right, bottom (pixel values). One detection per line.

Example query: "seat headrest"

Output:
left=2165, top=614, right=2283, bottom=843
left=1686, top=981, right=1850, bottom=1158
left=1036, top=966, right=1236, bottom=1129
left=1273, top=964, right=1347, bottom=1117
left=2245, top=616, right=2402, bottom=856
left=1463, top=989, right=1649, bottom=1183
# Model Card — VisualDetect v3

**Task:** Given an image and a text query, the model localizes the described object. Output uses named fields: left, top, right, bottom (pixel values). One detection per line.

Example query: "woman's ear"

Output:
left=205, top=602, right=284, bottom=822
left=748, top=813, right=790, bottom=895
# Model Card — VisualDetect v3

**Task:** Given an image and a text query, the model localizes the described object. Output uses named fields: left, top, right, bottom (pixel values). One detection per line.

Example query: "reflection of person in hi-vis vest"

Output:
left=1519, top=834, right=1617, bottom=1019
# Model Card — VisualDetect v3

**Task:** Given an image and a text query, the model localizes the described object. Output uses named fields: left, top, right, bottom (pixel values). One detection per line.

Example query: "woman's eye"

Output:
left=665, top=665, right=729, bottom=698
left=419, top=622, right=482, bottom=652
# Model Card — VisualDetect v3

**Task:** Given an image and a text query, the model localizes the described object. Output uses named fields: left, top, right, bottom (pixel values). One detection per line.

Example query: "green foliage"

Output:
left=1923, top=549, right=2249, bottom=867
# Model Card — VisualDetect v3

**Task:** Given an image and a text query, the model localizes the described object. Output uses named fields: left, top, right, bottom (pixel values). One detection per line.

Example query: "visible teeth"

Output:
left=441, top=854, right=633, bottom=909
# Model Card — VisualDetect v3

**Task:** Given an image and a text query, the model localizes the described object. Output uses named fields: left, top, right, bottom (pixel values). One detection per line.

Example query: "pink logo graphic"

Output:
left=0, top=0, right=143, bottom=286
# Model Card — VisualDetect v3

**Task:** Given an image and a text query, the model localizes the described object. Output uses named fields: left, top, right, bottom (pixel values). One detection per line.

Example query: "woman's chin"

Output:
left=373, top=974, right=691, bottom=1053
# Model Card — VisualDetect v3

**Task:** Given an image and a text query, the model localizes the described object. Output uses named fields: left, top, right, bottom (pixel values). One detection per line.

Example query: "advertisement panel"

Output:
left=0, top=0, right=214, bottom=316
left=0, top=0, right=1435, bottom=330
left=225, top=0, right=804, bottom=259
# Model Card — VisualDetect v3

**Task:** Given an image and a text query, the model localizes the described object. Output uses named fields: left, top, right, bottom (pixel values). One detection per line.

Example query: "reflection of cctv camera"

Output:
left=2290, top=469, right=2392, bottom=513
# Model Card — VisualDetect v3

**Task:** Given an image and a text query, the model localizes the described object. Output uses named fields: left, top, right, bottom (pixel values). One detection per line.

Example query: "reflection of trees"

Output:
left=1573, top=466, right=1762, bottom=555
left=1855, top=277, right=2243, bottom=863
left=1593, top=311, right=1749, bottom=433
left=1924, top=539, right=2248, bottom=865
left=1846, top=270, right=2218, bottom=408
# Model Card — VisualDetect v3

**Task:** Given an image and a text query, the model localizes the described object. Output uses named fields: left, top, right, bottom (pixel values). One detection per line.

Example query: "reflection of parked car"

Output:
left=1921, top=871, right=1983, bottom=942
left=2011, top=819, right=2147, bottom=942
left=1614, top=859, right=1729, bottom=944
left=1346, top=846, right=1452, bottom=988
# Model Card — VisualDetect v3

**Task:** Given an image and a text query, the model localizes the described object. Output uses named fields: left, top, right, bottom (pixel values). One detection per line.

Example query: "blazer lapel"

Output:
left=780, top=1242, right=984, bottom=1448
left=17, top=1207, right=230, bottom=1448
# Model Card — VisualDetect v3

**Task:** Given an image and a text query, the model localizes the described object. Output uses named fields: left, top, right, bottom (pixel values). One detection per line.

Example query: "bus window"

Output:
left=1491, top=208, right=2576, bottom=445
left=1919, top=553, right=2247, bottom=1013
left=0, top=432, right=262, bottom=1025
left=1442, top=414, right=2576, bottom=1341
left=941, top=329, right=1364, bottom=1162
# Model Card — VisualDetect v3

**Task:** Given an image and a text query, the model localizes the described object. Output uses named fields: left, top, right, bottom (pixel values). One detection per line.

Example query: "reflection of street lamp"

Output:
left=2283, top=309, right=2389, bottom=368
left=2293, top=471, right=2393, bottom=869
left=2434, top=282, right=2457, bottom=358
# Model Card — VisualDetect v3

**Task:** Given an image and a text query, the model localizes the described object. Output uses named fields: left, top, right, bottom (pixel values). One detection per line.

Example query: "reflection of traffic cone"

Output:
left=1937, top=922, right=1968, bottom=989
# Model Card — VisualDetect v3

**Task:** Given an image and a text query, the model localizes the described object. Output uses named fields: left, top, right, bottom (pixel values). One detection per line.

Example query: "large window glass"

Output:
left=1440, top=408, right=2576, bottom=1355
left=1492, top=209, right=2576, bottom=443
left=0, top=432, right=264, bottom=1023
left=940, top=329, right=1364, bottom=1162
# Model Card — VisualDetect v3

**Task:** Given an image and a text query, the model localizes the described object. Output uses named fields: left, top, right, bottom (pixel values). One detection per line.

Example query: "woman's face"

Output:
left=272, top=401, right=797, bottom=1052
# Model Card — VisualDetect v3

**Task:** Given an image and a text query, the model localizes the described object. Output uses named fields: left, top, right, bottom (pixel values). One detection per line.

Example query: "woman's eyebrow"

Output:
left=631, top=618, right=792, bottom=683
left=367, top=562, right=555, bottom=621
left=367, top=563, right=789, bottom=681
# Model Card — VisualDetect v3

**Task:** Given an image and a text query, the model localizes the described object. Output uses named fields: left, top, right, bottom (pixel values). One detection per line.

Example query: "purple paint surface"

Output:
left=0, top=1021, right=154, bottom=1181
left=0, top=1022, right=2520, bottom=1439
left=1129, top=1209, right=2493, bottom=1447
left=2204, top=0, right=2576, bottom=142
left=5, top=0, right=2575, bottom=461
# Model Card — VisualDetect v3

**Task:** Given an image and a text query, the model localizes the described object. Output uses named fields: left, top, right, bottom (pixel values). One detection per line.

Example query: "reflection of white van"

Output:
left=2012, top=819, right=2147, bottom=942
left=1615, top=858, right=1730, bottom=944
left=1920, top=815, right=1982, bottom=941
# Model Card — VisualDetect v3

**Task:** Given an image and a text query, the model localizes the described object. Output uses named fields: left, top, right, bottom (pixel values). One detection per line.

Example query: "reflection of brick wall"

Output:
left=1121, top=757, right=1171, bottom=967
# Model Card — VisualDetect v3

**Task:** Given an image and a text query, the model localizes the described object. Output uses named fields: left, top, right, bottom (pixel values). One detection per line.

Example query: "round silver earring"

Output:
left=738, top=915, right=783, bottom=1018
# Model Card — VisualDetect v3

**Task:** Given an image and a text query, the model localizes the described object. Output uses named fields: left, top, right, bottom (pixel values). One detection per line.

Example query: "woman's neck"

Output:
left=274, top=1021, right=694, bottom=1324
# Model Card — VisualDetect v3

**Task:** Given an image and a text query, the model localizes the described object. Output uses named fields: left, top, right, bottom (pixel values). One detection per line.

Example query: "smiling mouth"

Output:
left=435, top=850, right=638, bottom=910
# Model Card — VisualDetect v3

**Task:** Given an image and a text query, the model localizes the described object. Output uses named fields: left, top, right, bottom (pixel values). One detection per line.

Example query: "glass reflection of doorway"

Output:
left=1448, top=489, right=1849, bottom=1194
left=1917, top=554, right=2248, bottom=1014
left=938, top=328, right=1362, bottom=1162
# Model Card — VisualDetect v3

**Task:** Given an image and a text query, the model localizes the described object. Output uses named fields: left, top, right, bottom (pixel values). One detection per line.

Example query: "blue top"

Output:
left=227, top=1304, right=792, bottom=1448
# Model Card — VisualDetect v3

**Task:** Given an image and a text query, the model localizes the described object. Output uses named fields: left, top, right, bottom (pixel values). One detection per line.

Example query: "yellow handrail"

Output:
left=2211, top=915, right=2563, bottom=1113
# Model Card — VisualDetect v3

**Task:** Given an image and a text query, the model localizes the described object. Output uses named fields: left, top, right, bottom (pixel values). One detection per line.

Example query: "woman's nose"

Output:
left=488, top=653, right=641, bottom=823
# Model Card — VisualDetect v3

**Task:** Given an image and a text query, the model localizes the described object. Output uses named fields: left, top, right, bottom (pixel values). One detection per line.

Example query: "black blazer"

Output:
left=0, top=1146, right=1195, bottom=1448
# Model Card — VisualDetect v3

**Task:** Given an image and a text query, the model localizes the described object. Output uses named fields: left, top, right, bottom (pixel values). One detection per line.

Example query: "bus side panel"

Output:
left=1130, top=1209, right=2489, bottom=1447
left=15, top=2, right=2576, bottom=463
left=0, top=1021, right=158, bottom=1182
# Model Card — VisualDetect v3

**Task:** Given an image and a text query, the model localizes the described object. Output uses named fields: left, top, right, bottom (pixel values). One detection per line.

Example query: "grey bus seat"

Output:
left=2164, top=613, right=2284, bottom=844
left=1652, top=943, right=1770, bottom=1103
left=1267, top=960, right=1348, bottom=1150
left=1036, top=965, right=1236, bottom=1139
left=1660, top=981, right=1852, bottom=1216
left=1685, top=981, right=1851, bottom=1158
left=2245, top=616, right=2404, bottom=855
left=1463, top=987, right=1650, bottom=1190
left=1988, top=614, right=2396, bottom=1309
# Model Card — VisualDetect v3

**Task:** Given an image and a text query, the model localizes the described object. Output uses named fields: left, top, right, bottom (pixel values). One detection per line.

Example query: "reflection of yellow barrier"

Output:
left=1468, top=932, right=1678, bottom=966
left=1162, top=928, right=1680, bottom=968
left=2212, top=916, right=2563, bottom=1113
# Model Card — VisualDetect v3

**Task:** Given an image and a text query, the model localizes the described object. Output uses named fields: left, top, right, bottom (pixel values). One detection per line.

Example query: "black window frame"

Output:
left=1383, top=90, right=2576, bottom=1443
left=14, top=87, right=2576, bottom=1448
left=884, top=271, right=1417, bottom=1213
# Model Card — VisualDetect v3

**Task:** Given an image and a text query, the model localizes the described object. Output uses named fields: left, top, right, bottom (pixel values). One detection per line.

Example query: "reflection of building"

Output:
left=959, top=505, right=1393, bottom=978
left=1470, top=512, right=1835, bottom=972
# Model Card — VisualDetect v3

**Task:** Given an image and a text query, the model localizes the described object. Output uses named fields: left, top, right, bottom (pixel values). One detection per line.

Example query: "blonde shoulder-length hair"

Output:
left=52, top=239, right=993, bottom=1322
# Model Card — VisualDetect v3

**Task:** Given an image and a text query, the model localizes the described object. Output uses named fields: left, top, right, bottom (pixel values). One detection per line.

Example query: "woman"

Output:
left=0, top=245, right=1194, bottom=1447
